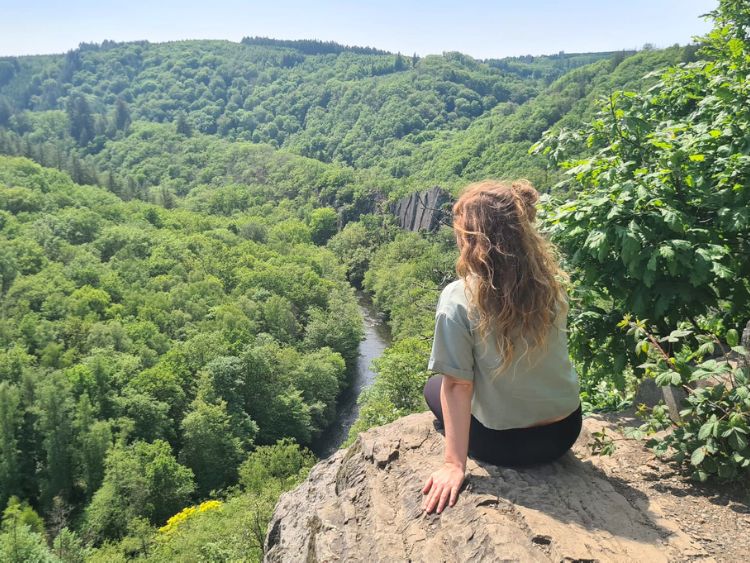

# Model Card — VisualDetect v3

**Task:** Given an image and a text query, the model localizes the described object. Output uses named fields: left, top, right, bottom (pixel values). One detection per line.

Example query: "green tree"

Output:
left=238, top=438, right=315, bottom=495
left=0, top=497, right=56, bottom=563
left=73, top=396, right=112, bottom=500
left=536, top=0, right=750, bottom=382
left=0, top=383, right=21, bottom=510
left=65, top=94, right=95, bottom=146
left=85, top=440, right=195, bottom=541
left=309, top=207, right=338, bottom=245
left=52, top=528, right=88, bottom=563
left=327, top=221, right=374, bottom=286
left=179, top=398, right=243, bottom=497
left=0, top=97, right=11, bottom=127
left=114, top=97, right=131, bottom=132
left=261, top=294, right=298, bottom=344
left=35, top=373, right=75, bottom=508
left=303, top=286, right=364, bottom=367
left=175, top=112, right=192, bottom=136
left=114, top=390, right=173, bottom=443
left=239, top=343, right=312, bottom=444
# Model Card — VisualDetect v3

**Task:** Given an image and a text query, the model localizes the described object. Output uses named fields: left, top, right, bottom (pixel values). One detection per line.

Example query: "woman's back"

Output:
left=429, top=277, right=580, bottom=431
left=421, top=179, right=583, bottom=514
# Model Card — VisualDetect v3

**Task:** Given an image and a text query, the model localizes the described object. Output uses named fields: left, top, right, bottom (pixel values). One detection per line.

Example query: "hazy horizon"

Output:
left=1, top=0, right=717, bottom=59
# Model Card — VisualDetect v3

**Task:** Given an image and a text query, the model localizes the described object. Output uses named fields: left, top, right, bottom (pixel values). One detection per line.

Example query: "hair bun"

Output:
left=512, top=180, right=539, bottom=219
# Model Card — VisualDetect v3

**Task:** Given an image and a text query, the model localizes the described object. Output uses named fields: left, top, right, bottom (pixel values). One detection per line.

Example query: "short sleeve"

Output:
left=428, top=311, right=474, bottom=381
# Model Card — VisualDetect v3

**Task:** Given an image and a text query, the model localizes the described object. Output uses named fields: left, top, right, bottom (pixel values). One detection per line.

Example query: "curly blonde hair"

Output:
left=452, top=179, right=568, bottom=376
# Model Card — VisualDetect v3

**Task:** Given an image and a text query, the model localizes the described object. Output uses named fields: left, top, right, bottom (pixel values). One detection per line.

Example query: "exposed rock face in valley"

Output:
left=264, top=412, right=711, bottom=562
left=390, top=186, right=452, bottom=232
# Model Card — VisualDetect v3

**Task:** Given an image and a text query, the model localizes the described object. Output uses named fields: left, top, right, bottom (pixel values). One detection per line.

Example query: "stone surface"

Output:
left=264, top=412, right=711, bottom=562
left=635, top=378, right=688, bottom=422
left=390, top=186, right=452, bottom=232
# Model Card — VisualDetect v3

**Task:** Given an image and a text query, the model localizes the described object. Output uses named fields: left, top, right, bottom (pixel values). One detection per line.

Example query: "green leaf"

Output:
left=661, top=209, right=683, bottom=233
left=702, top=456, right=718, bottom=474
left=651, top=140, right=672, bottom=150
left=658, top=244, right=675, bottom=262
left=654, top=371, right=672, bottom=386
left=690, top=447, right=706, bottom=466
left=735, top=368, right=748, bottom=385
left=726, top=329, right=739, bottom=347
left=727, top=37, right=744, bottom=58
left=688, top=154, right=705, bottom=162
left=711, top=262, right=733, bottom=279
left=729, top=432, right=748, bottom=451
left=621, top=231, right=641, bottom=265
left=585, top=230, right=608, bottom=259
left=663, top=329, right=692, bottom=342
left=698, top=421, right=715, bottom=440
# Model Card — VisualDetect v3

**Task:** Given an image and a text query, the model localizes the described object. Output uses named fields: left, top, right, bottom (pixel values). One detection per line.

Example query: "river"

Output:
left=311, top=291, right=391, bottom=458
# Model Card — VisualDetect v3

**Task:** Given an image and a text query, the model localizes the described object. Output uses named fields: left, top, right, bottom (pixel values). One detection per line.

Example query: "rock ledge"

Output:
left=264, top=412, right=711, bottom=562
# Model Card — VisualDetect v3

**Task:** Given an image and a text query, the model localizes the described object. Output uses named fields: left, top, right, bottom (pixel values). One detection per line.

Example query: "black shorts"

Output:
left=423, top=374, right=582, bottom=467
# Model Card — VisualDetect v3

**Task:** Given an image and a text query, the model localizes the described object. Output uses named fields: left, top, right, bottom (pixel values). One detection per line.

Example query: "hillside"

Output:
left=0, top=39, right=689, bottom=195
left=1, top=1, right=748, bottom=560
left=0, top=155, right=362, bottom=558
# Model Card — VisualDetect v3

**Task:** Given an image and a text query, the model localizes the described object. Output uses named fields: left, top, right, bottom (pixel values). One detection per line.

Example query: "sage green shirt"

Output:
left=427, top=278, right=580, bottom=430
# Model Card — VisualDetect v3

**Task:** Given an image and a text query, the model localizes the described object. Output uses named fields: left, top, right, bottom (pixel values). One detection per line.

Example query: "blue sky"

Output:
left=0, top=0, right=717, bottom=58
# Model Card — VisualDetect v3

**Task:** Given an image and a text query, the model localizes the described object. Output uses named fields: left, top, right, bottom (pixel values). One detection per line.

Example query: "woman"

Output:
left=421, top=179, right=581, bottom=515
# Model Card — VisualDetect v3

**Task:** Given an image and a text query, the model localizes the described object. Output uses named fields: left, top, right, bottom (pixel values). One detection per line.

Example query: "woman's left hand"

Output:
left=421, top=462, right=465, bottom=514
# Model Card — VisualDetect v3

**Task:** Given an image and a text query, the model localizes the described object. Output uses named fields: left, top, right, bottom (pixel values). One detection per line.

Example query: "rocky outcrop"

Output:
left=264, top=412, right=710, bottom=562
left=390, top=186, right=452, bottom=232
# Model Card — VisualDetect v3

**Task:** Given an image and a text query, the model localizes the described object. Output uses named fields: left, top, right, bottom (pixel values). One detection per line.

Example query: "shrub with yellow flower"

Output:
left=158, top=500, right=223, bottom=536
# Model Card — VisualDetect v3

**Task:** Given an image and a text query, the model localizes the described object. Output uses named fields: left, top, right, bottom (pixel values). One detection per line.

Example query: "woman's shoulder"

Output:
left=437, top=278, right=471, bottom=325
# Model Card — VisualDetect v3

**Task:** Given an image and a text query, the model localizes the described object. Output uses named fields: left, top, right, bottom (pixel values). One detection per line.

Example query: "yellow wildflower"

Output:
left=158, top=500, right=223, bottom=535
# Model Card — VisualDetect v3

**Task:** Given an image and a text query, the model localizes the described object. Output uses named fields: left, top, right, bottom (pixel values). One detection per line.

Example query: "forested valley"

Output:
left=0, top=1, right=748, bottom=560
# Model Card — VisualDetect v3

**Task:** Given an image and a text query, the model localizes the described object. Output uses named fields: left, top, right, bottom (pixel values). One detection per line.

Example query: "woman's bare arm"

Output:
left=441, top=375, right=473, bottom=470
left=422, top=374, right=473, bottom=514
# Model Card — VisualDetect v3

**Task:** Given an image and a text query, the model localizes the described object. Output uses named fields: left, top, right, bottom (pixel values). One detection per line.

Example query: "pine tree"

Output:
left=74, top=396, right=111, bottom=500
left=60, top=49, right=82, bottom=83
left=69, top=154, right=85, bottom=184
left=65, top=94, right=95, bottom=146
left=106, top=169, right=121, bottom=196
left=159, top=185, right=176, bottom=209
left=0, top=97, right=11, bottom=127
left=395, top=52, right=406, bottom=71
left=0, top=383, right=21, bottom=511
left=175, top=112, right=192, bottom=136
left=114, top=97, right=131, bottom=132
left=36, top=374, right=75, bottom=508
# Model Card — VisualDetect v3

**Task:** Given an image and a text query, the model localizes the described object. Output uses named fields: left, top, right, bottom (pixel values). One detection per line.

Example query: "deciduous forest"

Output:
left=0, top=1, right=747, bottom=560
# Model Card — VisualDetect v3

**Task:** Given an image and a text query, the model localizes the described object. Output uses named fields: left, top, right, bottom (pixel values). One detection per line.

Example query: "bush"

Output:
left=621, top=318, right=750, bottom=483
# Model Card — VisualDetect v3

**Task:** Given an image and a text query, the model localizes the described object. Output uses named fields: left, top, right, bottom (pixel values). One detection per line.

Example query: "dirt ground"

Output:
left=576, top=411, right=750, bottom=563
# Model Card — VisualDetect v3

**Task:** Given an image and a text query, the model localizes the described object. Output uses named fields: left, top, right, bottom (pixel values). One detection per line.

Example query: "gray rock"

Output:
left=633, top=377, right=663, bottom=407
left=390, top=186, right=452, bottom=232
left=264, top=412, right=706, bottom=562
left=634, top=378, right=687, bottom=422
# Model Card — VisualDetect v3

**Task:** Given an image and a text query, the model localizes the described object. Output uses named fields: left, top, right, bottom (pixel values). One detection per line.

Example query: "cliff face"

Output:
left=264, top=412, right=709, bottom=562
left=390, top=186, right=452, bottom=232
